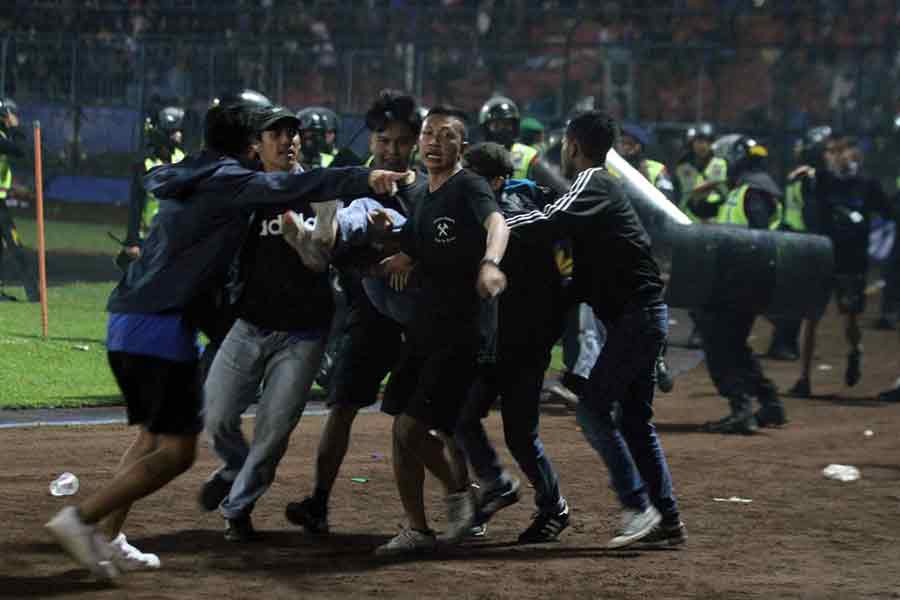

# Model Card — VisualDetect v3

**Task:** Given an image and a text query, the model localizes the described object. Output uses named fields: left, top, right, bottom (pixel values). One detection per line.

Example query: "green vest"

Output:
left=781, top=179, right=806, bottom=232
left=321, top=151, right=335, bottom=167
left=717, top=184, right=782, bottom=230
left=510, top=142, right=538, bottom=180
left=675, top=157, right=728, bottom=222
left=643, top=159, right=665, bottom=188
left=0, top=130, right=12, bottom=200
left=141, top=148, right=185, bottom=233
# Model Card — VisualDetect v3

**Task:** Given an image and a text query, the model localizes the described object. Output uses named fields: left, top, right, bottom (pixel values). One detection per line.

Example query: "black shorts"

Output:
left=328, top=303, right=405, bottom=408
left=108, top=351, right=202, bottom=435
left=834, top=274, right=866, bottom=315
left=381, top=338, right=479, bottom=434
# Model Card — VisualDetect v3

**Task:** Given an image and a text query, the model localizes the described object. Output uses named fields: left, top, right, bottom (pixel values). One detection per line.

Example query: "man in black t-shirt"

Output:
left=284, top=90, right=429, bottom=536
left=504, top=111, right=683, bottom=549
left=374, top=107, right=510, bottom=556
left=199, top=106, right=341, bottom=542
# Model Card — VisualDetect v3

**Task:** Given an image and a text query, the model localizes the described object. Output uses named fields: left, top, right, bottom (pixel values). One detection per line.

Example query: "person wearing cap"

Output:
left=198, top=106, right=349, bottom=542
left=0, top=97, right=40, bottom=302
left=519, top=117, right=545, bottom=151
left=43, top=94, right=408, bottom=578
left=121, top=106, right=187, bottom=264
left=613, top=123, right=676, bottom=203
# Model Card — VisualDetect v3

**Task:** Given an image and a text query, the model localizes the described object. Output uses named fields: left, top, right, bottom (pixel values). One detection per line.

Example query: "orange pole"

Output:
left=33, top=121, right=48, bottom=338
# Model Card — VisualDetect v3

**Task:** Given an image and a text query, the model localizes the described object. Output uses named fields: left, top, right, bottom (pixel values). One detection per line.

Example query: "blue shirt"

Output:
left=107, top=313, right=200, bottom=363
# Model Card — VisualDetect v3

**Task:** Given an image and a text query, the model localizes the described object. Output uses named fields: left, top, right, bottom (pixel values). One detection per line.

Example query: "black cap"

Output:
left=257, top=106, right=300, bottom=132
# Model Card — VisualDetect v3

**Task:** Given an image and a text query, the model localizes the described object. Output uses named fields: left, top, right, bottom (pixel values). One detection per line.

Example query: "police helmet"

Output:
left=296, top=107, right=330, bottom=132
left=210, top=89, right=273, bottom=110
left=685, top=122, right=715, bottom=144
left=478, top=96, right=520, bottom=126
left=157, top=106, right=185, bottom=132
left=319, top=107, right=339, bottom=133
left=713, top=134, right=768, bottom=174
left=796, top=125, right=833, bottom=164
left=566, top=96, right=596, bottom=123
left=0, top=97, right=18, bottom=118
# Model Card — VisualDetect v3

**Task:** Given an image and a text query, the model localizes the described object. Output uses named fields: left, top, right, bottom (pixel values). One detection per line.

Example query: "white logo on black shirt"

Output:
left=434, top=216, right=456, bottom=243
left=260, top=212, right=316, bottom=237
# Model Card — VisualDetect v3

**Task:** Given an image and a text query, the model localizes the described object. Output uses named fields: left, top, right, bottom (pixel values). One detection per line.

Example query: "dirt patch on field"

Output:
left=1, top=303, right=899, bottom=599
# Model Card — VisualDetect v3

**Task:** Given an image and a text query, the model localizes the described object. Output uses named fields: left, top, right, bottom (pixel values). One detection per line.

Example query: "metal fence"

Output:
left=3, top=2, right=900, bottom=185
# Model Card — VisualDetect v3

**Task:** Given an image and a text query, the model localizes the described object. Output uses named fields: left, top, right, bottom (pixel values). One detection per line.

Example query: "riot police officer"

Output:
left=614, top=123, right=676, bottom=203
left=297, top=107, right=337, bottom=170
left=694, top=135, right=788, bottom=434
left=0, top=97, right=39, bottom=302
left=675, top=123, right=729, bottom=223
left=478, top=96, right=538, bottom=180
left=122, top=105, right=187, bottom=262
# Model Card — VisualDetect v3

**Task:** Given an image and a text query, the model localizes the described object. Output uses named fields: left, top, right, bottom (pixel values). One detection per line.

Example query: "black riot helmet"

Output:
left=157, top=106, right=185, bottom=132
left=210, top=89, right=273, bottom=110
left=713, top=134, right=768, bottom=180
left=479, top=96, right=520, bottom=148
left=795, top=125, right=833, bottom=167
left=296, top=107, right=330, bottom=162
left=685, top=122, right=715, bottom=144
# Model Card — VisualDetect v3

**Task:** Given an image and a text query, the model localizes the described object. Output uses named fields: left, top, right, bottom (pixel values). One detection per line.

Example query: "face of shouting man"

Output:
left=419, top=114, right=466, bottom=175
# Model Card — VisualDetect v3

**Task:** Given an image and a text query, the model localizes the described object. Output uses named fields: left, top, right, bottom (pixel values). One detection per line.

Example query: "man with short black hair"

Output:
left=505, top=110, right=684, bottom=549
left=285, top=90, right=428, bottom=535
left=374, top=106, right=510, bottom=555
left=44, top=97, right=407, bottom=579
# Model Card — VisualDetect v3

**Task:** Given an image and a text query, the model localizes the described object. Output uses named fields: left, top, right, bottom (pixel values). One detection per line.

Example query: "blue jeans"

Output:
left=576, top=302, right=679, bottom=522
left=204, top=319, right=325, bottom=519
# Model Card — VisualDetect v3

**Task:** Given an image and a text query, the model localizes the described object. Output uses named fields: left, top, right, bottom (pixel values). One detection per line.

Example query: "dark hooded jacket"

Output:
left=106, top=151, right=371, bottom=330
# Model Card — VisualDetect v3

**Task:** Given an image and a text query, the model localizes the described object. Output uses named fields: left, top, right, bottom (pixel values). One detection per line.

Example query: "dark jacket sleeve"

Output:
left=504, top=167, right=607, bottom=241
left=227, top=166, right=373, bottom=210
left=0, top=136, right=24, bottom=158
left=124, top=162, right=145, bottom=245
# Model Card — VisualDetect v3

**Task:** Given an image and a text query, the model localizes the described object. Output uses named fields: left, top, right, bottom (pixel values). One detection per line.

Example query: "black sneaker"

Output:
left=878, top=386, right=900, bottom=403
left=224, top=514, right=258, bottom=543
left=518, top=501, right=570, bottom=544
left=198, top=473, right=233, bottom=512
left=845, top=349, right=862, bottom=387
left=755, top=402, right=788, bottom=428
left=285, top=497, right=329, bottom=535
left=639, top=521, right=687, bottom=547
left=479, top=478, right=521, bottom=523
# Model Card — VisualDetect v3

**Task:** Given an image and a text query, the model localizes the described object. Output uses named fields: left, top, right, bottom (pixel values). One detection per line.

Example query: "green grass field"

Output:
left=13, top=217, right=120, bottom=255
left=0, top=281, right=120, bottom=409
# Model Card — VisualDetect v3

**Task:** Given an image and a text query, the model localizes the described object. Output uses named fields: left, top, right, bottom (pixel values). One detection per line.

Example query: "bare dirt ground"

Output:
left=1, top=301, right=899, bottom=599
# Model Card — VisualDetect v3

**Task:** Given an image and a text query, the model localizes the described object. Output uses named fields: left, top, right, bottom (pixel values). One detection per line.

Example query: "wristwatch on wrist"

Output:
left=480, top=257, right=501, bottom=269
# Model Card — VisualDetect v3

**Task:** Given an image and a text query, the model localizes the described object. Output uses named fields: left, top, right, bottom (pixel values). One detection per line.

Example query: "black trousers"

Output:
left=0, top=207, right=39, bottom=301
left=694, top=309, right=777, bottom=400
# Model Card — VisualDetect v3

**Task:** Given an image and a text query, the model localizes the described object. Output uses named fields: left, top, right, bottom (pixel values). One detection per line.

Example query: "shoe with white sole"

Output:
left=109, top=533, right=161, bottom=571
left=607, top=505, right=661, bottom=549
left=45, top=507, right=119, bottom=580
left=375, top=528, right=437, bottom=556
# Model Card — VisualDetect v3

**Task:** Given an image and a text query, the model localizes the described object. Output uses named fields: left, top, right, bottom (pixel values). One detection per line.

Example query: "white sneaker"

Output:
left=109, top=533, right=161, bottom=571
left=45, top=507, right=119, bottom=580
left=607, top=506, right=662, bottom=549
left=374, top=528, right=437, bottom=556
left=440, top=489, right=476, bottom=544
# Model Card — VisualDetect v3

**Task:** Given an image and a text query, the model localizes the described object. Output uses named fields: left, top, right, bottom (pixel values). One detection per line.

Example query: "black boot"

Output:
left=755, top=393, right=788, bottom=427
left=703, top=395, right=758, bottom=435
